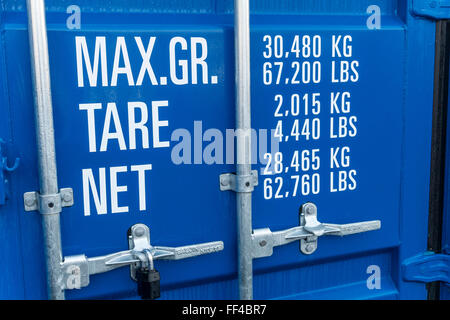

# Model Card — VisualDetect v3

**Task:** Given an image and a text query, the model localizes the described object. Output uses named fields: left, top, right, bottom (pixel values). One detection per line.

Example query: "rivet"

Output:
left=134, top=226, right=145, bottom=237
left=62, top=192, right=72, bottom=202
left=25, top=197, right=36, bottom=207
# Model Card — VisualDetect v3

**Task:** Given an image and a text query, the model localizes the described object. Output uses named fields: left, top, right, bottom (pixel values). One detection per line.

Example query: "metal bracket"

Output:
left=251, top=203, right=381, bottom=258
left=23, top=188, right=74, bottom=214
left=412, top=0, right=450, bottom=19
left=61, top=223, right=224, bottom=291
left=402, top=252, right=450, bottom=284
left=0, top=140, right=20, bottom=205
left=220, top=170, right=258, bottom=192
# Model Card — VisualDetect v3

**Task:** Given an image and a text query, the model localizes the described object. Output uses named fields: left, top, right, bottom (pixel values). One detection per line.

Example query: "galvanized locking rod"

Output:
left=26, top=0, right=64, bottom=300
left=234, top=0, right=253, bottom=300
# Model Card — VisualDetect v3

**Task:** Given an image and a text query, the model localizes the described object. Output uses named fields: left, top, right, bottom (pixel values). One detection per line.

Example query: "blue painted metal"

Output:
left=412, top=0, right=450, bottom=19
left=0, top=142, right=7, bottom=206
left=0, top=0, right=439, bottom=300
left=402, top=252, right=450, bottom=284
left=442, top=237, right=450, bottom=299
left=0, top=140, right=20, bottom=205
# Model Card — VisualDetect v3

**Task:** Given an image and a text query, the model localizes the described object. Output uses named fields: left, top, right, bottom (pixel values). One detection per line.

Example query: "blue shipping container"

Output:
left=0, top=0, right=449, bottom=300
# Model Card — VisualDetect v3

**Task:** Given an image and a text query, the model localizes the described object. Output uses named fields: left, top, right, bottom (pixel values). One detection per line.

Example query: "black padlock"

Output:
left=136, top=268, right=161, bottom=300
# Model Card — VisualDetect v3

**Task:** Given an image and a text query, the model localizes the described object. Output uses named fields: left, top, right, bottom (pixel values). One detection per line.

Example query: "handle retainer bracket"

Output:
left=23, top=188, right=74, bottom=214
left=60, top=224, right=224, bottom=292
left=220, top=170, right=258, bottom=192
left=251, top=203, right=381, bottom=258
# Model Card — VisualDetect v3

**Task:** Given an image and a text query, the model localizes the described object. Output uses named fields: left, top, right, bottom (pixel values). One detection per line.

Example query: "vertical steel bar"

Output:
left=26, top=0, right=64, bottom=300
left=234, top=0, right=253, bottom=300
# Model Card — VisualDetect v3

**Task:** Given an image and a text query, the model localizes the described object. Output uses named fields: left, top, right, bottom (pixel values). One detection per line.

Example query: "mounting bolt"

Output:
left=25, top=197, right=36, bottom=207
left=304, top=203, right=316, bottom=215
left=134, top=226, right=145, bottom=237
left=62, top=192, right=72, bottom=202
left=259, top=240, right=267, bottom=247
left=305, top=243, right=315, bottom=253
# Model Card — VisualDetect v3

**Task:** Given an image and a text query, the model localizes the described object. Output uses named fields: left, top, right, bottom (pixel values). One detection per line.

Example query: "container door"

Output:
left=249, top=1, right=432, bottom=300
left=0, top=3, right=24, bottom=299
left=3, top=1, right=236, bottom=300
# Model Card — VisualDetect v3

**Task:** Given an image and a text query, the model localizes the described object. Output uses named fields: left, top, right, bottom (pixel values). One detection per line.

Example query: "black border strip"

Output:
left=427, top=20, right=450, bottom=300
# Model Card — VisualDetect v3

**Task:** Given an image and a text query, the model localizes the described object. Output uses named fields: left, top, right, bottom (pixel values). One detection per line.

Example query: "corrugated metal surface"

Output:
left=2, top=0, right=398, bottom=15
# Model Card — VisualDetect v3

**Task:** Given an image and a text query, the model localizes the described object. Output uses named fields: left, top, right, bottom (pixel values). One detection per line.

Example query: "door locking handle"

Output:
left=251, top=203, right=381, bottom=258
left=61, top=223, right=224, bottom=299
